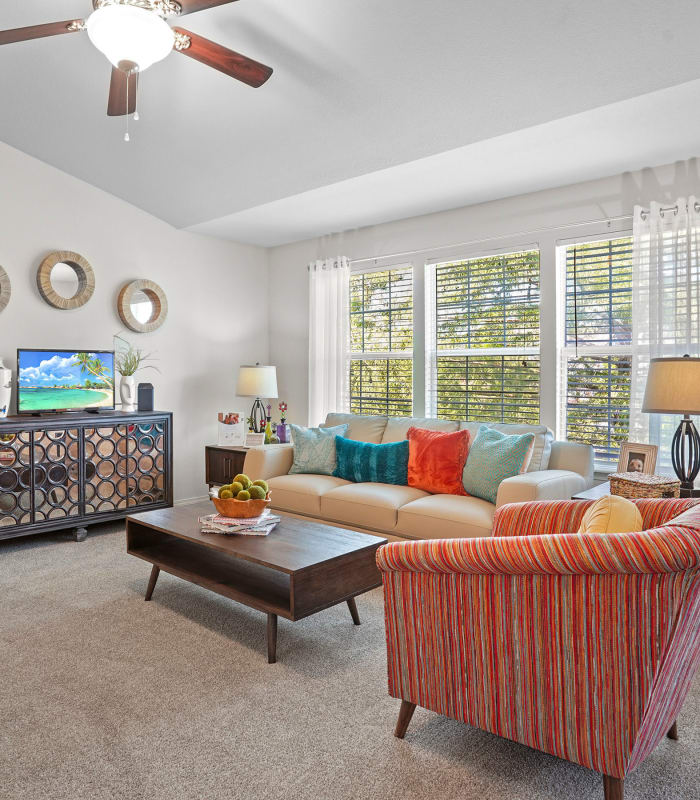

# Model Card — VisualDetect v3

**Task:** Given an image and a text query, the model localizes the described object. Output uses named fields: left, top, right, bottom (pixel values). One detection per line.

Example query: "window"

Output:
left=558, top=236, right=633, bottom=465
left=349, top=267, right=413, bottom=416
left=427, top=250, right=540, bottom=423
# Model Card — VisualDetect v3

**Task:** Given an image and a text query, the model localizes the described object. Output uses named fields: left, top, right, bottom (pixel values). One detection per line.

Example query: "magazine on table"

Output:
left=199, top=508, right=280, bottom=536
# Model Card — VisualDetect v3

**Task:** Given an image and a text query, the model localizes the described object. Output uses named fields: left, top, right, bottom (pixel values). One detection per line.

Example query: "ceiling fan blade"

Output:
left=0, top=20, right=85, bottom=46
left=172, top=28, right=272, bottom=87
left=176, top=0, right=240, bottom=15
left=107, top=67, right=137, bottom=117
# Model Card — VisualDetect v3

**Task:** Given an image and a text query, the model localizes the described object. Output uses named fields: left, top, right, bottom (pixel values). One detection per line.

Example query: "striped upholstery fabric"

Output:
left=378, top=499, right=700, bottom=781
left=492, top=497, right=698, bottom=538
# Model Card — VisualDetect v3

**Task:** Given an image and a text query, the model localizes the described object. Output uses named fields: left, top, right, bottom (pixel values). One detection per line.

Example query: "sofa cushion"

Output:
left=323, top=413, right=388, bottom=444
left=459, top=421, right=553, bottom=472
left=382, top=416, right=459, bottom=443
left=407, top=427, right=470, bottom=495
left=396, top=494, right=496, bottom=540
left=462, top=426, right=535, bottom=503
left=578, top=495, right=643, bottom=535
left=334, top=436, right=409, bottom=485
left=289, top=424, right=348, bottom=475
left=268, top=474, right=350, bottom=516
left=320, top=483, right=429, bottom=532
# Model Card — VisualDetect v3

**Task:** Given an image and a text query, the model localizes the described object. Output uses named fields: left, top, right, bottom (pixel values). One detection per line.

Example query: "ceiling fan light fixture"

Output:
left=87, top=4, right=174, bottom=72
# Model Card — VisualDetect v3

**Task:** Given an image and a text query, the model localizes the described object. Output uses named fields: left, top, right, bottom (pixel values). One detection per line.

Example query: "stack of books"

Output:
left=199, top=509, right=280, bottom=536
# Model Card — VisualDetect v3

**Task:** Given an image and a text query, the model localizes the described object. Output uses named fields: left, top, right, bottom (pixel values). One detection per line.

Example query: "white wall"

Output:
left=267, top=158, right=700, bottom=429
left=0, top=141, right=269, bottom=502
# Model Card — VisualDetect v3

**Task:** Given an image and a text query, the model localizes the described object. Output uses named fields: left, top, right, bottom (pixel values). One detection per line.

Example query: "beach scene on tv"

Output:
left=18, top=351, right=114, bottom=412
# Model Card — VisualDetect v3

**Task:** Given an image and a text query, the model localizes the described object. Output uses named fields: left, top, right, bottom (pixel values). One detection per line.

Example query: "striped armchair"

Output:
left=378, top=498, right=700, bottom=800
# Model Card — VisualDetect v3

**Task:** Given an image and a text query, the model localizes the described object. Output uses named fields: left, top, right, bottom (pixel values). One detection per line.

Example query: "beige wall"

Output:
left=0, top=141, right=269, bottom=502
left=267, top=158, right=700, bottom=428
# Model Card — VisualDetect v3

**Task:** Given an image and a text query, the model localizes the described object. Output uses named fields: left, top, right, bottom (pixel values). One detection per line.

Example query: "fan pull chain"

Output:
left=124, top=74, right=130, bottom=142
left=134, top=71, right=140, bottom=122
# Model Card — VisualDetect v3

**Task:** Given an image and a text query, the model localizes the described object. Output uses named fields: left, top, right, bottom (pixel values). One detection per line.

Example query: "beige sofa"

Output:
left=243, top=412, right=594, bottom=540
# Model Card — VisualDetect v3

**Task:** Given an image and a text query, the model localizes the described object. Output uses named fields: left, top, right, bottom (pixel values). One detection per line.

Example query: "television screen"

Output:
left=17, top=349, right=115, bottom=413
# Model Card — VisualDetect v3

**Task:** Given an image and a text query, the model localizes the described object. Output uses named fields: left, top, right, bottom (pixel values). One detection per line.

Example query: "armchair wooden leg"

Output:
left=668, top=720, right=679, bottom=740
left=603, top=775, right=624, bottom=800
left=394, top=700, right=416, bottom=739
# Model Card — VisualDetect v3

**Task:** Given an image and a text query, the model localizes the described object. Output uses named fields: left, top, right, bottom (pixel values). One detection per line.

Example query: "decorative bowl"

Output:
left=211, top=493, right=272, bottom=518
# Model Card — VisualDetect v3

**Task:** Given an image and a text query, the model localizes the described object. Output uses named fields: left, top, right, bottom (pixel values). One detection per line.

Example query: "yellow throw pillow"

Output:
left=578, top=495, right=644, bottom=535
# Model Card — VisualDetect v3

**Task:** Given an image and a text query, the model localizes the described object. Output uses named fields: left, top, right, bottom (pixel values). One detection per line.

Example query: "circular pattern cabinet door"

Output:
left=0, top=266, right=10, bottom=312
left=117, top=279, right=168, bottom=333
left=37, top=251, right=95, bottom=310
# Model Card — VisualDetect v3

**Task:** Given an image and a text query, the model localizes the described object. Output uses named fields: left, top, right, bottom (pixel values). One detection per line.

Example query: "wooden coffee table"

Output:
left=125, top=502, right=386, bottom=663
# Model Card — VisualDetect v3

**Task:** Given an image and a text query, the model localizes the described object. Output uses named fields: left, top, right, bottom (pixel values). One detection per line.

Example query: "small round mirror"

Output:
left=131, top=289, right=155, bottom=325
left=37, top=251, right=95, bottom=310
left=118, top=279, right=167, bottom=333
left=50, top=262, right=80, bottom=300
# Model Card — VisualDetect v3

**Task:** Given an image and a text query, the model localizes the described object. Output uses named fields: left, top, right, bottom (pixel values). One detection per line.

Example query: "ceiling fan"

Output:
left=0, top=0, right=272, bottom=133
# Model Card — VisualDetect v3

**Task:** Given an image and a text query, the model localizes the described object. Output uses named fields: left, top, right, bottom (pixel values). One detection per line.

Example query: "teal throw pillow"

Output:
left=289, top=424, right=348, bottom=475
left=462, top=425, right=535, bottom=504
left=333, top=436, right=409, bottom=485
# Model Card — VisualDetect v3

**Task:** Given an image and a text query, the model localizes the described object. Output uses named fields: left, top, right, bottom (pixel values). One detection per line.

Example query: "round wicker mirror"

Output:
left=0, top=266, right=10, bottom=312
left=37, top=251, right=95, bottom=310
left=117, top=279, right=168, bottom=333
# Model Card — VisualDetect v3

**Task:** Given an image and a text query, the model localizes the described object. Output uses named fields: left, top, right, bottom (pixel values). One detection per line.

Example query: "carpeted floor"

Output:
left=1, top=524, right=698, bottom=800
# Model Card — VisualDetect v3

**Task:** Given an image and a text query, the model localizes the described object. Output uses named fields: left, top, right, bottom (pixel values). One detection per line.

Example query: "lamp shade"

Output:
left=642, top=356, right=700, bottom=414
left=236, top=365, right=278, bottom=398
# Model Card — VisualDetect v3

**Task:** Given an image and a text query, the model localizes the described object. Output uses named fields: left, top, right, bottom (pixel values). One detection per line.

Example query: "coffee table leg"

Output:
left=347, top=597, right=361, bottom=625
left=267, top=613, right=278, bottom=663
left=145, top=565, right=160, bottom=601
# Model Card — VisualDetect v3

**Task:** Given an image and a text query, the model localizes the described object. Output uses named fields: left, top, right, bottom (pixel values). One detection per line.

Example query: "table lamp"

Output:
left=236, top=364, right=278, bottom=434
left=642, top=354, right=700, bottom=496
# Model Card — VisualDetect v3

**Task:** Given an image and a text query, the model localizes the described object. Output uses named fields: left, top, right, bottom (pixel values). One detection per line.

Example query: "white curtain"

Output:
left=629, top=197, right=700, bottom=452
left=308, top=257, right=350, bottom=426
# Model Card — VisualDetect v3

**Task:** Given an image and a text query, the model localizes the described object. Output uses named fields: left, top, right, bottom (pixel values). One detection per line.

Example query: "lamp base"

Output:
left=672, top=415, right=700, bottom=495
left=250, top=397, right=267, bottom=434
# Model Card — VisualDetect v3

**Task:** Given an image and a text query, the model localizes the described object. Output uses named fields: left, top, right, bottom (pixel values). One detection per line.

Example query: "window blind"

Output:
left=427, top=250, right=540, bottom=424
left=349, top=267, right=413, bottom=416
left=560, top=236, right=633, bottom=465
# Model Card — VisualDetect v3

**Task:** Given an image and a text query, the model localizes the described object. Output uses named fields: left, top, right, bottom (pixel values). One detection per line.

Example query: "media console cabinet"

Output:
left=0, top=410, right=172, bottom=542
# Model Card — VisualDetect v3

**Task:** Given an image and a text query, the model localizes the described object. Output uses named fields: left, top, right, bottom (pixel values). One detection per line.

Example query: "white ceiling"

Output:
left=1, top=1, right=700, bottom=246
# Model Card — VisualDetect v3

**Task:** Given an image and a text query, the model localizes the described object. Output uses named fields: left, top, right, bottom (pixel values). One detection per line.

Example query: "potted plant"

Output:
left=114, top=334, right=159, bottom=412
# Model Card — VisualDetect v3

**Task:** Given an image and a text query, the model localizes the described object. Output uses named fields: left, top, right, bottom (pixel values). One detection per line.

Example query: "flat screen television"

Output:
left=17, top=349, right=115, bottom=414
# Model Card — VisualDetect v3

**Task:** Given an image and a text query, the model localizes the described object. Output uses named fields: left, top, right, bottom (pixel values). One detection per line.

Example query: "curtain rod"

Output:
left=350, top=201, right=700, bottom=266
left=350, top=212, right=634, bottom=266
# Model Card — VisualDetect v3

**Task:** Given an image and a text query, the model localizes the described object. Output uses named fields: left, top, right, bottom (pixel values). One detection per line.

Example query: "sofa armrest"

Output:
left=496, top=469, right=587, bottom=507
left=493, top=499, right=592, bottom=537
left=243, top=444, right=293, bottom=481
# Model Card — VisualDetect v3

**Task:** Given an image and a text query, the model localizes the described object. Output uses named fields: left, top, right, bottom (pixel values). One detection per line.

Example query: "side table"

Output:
left=572, top=482, right=611, bottom=501
left=205, top=445, right=249, bottom=489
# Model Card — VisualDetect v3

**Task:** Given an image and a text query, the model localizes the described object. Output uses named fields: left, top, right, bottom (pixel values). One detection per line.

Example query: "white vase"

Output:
left=120, top=375, right=137, bottom=412
left=0, top=359, right=11, bottom=418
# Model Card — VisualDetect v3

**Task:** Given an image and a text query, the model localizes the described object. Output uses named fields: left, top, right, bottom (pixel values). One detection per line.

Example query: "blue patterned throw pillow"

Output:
left=333, top=436, right=409, bottom=485
left=462, top=425, right=535, bottom=504
left=288, top=424, right=348, bottom=475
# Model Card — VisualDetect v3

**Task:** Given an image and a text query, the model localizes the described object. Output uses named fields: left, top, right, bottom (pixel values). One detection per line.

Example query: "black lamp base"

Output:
left=672, top=415, right=700, bottom=495
left=250, top=397, right=267, bottom=434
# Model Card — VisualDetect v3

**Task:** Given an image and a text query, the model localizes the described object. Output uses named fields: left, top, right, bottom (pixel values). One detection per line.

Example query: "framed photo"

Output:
left=217, top=411, right=246, bottom=447
left=245, top=432, right=266, bottom=447
left=617, top=442, right=658, bottom=475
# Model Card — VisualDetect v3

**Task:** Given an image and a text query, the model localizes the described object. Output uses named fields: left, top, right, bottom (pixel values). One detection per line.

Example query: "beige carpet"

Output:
left=1, top=524, right=698, bottom=800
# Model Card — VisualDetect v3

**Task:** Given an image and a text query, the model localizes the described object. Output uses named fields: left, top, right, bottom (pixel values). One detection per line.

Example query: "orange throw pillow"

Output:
left=406, top=427, right=471, bottom=495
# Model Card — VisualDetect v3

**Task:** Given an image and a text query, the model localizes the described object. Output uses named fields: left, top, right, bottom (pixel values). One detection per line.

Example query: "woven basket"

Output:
left=609, top=472, right=680, bottom=499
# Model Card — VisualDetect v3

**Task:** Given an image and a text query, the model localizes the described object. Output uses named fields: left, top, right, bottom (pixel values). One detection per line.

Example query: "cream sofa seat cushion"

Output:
left=323, top=413, right=388, bottom=444
left=321, top=483, right=429, bottom=533
left=381, top=416, right=459, bottom=443
left=459, top=421, right=554, bottom=472
left=396, top=494, right=496, bottom=540
left=268, top=474, right=350, bottom=516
